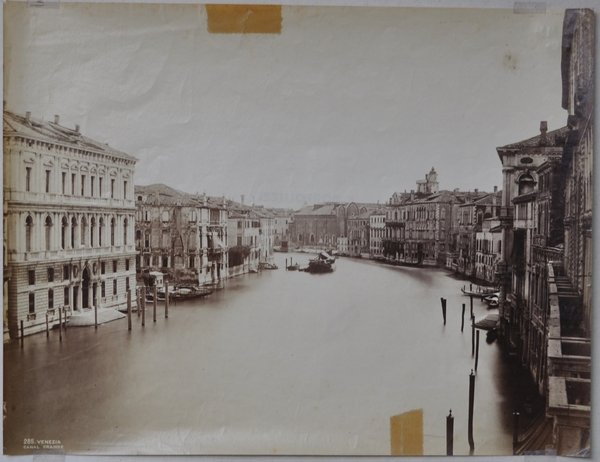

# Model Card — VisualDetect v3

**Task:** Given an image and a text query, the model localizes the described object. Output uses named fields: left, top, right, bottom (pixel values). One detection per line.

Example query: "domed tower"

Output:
left=425, top=167, right=439, bottom=194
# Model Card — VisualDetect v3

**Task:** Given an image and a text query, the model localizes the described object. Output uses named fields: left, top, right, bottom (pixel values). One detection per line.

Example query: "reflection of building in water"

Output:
left=134, top=184, right=228, bottom=287
left=3, top=109, right=137, bottom=339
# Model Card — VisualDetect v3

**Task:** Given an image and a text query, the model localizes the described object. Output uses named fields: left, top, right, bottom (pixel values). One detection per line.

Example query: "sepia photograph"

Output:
left=2, top=0, right=595, bottom=457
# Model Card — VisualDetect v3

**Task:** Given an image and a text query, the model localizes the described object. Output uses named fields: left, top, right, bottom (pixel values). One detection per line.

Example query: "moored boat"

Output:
left=305, top=251, right=337, bottom=274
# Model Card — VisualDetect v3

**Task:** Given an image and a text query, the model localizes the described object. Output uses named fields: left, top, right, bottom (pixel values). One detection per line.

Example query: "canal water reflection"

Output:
left=4, top=253, right=527, bottom=455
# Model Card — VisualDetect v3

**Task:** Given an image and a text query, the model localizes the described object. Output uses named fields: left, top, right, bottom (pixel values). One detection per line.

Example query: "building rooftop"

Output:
left=3, top=109, right=136, bottom=162
left=135, top=183, right=226, bottom=208
left=497, top=124, right=569, bottom=151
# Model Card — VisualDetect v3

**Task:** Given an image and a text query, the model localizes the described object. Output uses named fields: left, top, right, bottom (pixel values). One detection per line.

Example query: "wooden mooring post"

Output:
left=94, top=297, right=98, bottom=329
left=58, top=309, right=63, bottom=342
left=46, top=312, right=49, bottom=337
left=512, top=410, right=520, bottom=453
left=471, top=315, right=475, bottom=356
left=461, top=303, right=465, bottom=332
left=468, top=370, right=475, bottom=452
left=475, top=330, right=480, bottom=371
left=127, top=289, right=132, bottom=331
left=142, top=287, right=146, bottom=327
left=446, top=409, right=454, bottom=456
left=440, top=297, right=447, bottom=325
left=62, top=307, right=67, bottom=331
left=153, top=286, right=157, bottom=323
left=165, top=284, right=169, bottom=319
left=20, top=320, right=24, bottom=346
left=469, top=294, right=474, bottom=318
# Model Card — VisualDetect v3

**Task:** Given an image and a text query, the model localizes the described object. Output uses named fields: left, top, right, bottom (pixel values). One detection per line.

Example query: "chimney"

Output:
left=54, top=114, right=60, bottom=124
left=494, top=185, right=498, bottom=193
left=241, top=194, right=245, bottom=205
left=540, top=121, right=548, bottom=144
left=25, top=111, right=31, bottom=122
left=75, top=124, right=80, bottom=134
left=474, top=188, right=478, bottom=194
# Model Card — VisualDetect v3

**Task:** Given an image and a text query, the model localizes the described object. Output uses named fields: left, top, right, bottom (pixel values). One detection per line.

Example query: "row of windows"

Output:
left=25, top=167, right=128, bottom=199
left=27, top=259, right=131, bottom=285
left=24, top=215, right=130, bottom=252
left=28, top=277, right=130, bottom=314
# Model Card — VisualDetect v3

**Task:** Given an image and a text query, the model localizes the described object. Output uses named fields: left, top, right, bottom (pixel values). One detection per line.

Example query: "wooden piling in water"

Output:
left=165, top=284, right=169, bottom=319
left=471, top=315, right=475, bottom=356
left=142, top=291, right=146, bottom=327
left=138, top=287, right=143, bottom=317
left=94, top=298, right=98, bottom=329
left=153, top=286, right=157, bottom=323
left=63, top=307, right=67, bottom=331
left=468, top=370, right=475, bottom=452
left=46, top=312, right=49, bottom=337
left=58, top=309, right=62, bottom=342
left=446, top=410, right=454, bottom=456
left=127, top=289, right=132, bottom=331
left=469, top=294, right=473, bottom=318
left=20, top=320, right=24, bottom=346
left=440, top=297, right=447, bottom=325
left=461, top=303, right=465, bottom=332
left=512, top=410, right=520, bottom=453
left=475, top=330, right=480, bottom=371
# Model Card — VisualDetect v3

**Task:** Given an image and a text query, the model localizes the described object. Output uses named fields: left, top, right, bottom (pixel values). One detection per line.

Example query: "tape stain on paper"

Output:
left=390, top=408, right=424, bottom=456
left=206, top=4, right=282, bottom=34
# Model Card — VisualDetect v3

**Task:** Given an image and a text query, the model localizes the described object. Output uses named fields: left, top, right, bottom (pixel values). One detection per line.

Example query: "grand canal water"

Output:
left=4, top=253, right=531, bottom=455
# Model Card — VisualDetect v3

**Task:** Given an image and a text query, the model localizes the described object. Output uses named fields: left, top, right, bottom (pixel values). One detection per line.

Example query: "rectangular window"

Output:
left=63, top=264, right=70, bottom=280
left=110, top=179, right=115, bottom=199
left=90, top=176, right=95, bottom=197
left=71, top=173, right=76, bottom=195
left=28, top=293, right=35, bottom=314
left=81, top=175, right=86, bottom=196
left=64, top=286, right=70, bottom=306
left=45, top=170, right=51, bottom=193
left=99, top=177, right=103, bottom=197
left=28, top=269, right=35, bottom=285
left=123, top=181, right=128, bottom=199
left=101, top=262, right=106, bottom=274
left=125, top=277, right=130, bottom=291
left=101, top=281, right=106, bottom=298
left=25, top=167, right=32, bottom=192
left=48, top=289, right=54, bottom=309
left=113, top=279, right=117, bottom=296
left=113, top=260, right=117, bottom=273
left=62, top=172, right=67, bottom=194
left=125, top=259, right=130, bottom=271
left=47, top=267, right=54, bottom=282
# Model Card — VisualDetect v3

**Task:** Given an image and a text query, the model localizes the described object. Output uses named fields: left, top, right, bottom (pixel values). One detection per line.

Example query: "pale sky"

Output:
left=4, top=3, right=568, bottom=208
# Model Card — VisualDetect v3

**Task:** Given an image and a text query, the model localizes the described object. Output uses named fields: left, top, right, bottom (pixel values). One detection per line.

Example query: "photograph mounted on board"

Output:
left=2, top=2, right=594, bottom=457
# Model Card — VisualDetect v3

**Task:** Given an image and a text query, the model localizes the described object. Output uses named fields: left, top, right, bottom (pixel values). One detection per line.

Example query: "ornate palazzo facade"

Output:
left=3, top=110, right=137, bottom=339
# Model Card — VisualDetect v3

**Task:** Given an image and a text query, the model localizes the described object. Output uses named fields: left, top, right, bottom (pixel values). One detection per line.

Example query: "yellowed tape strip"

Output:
left=390, top=408, right=424, bottom=456
left=205, top=4, right=282, bottom=34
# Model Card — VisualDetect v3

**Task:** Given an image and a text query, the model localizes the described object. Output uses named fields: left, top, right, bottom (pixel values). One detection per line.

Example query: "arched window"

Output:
left=25, top=216, right=33, bottom=252
left=71, top=217, right=77, bottom=248
left=90, top=217, right=96, bottom=248
left=45, top=216, right=53, bottom=251
left=518, top=173, right=536, bottom=195
left=81, top=217, right=88, bottom=246
left=110, top=218, right=115, bottom=246
left=123, top=218, right=128, bottom=245
left=99, top=218, right=104, bottom=247
left=61, top=217, right=68, bottom=250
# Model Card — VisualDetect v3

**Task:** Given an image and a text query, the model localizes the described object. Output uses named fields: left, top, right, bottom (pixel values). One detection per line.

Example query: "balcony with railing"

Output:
left=546, top=261, right=591, bottom=451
